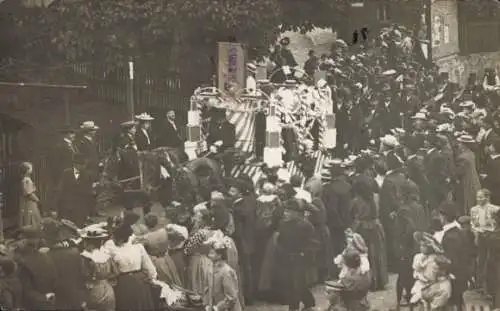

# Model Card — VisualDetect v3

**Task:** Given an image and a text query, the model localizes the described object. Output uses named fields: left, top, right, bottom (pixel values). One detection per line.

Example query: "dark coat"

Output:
left=424, top=148, right=450, bottom=209
left=321, top=176, right=353, bottom=234
left=135, top=128, right=154, bottom=151
left=276, top=215, right=319, bottom=288
left=17, top=250, right=58, bottom=310
left=485, top=156, right=500, bottom=205
left=441, top=227, right=470, bottom=305
left=75, top=136, right=100, bottom=179
left=207, top=121, right=236, bottom=152
left=405, top=154, right=430, bottom=206
left=156, top=120, right=183, bottom=148
left=379, top=170, right=408, bottom=265
left=379, top=170, right=407, bottom=220
left=281, top=48, right=297, bottom=67
left=54, top=168, right=94, bottom=227
left=48, top=246, right=87, bottom=310
left=231, top=196, right=257, bottom=256
left=50, top=140, right=77, bottom=183
left=455, top=149, right=481, bottom=215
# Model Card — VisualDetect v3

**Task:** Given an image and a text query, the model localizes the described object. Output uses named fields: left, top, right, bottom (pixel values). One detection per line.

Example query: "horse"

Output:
left=97, top=145, right=225, bottom=211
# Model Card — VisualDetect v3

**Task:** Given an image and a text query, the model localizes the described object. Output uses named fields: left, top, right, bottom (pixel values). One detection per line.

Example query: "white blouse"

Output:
left=109, top=242, right=157, bottom=280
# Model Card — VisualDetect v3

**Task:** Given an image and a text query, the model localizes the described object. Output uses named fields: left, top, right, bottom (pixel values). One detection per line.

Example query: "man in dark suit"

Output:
left=379, top=154, right=407, bottom=270
left=50, top=126, right=78, bottom=184
left=321, top=161, right=352, bottom=258
left=404, top=143, right=430, bottom=210
left=75, top=121, right=100, bottom=182
left=134, top=113, right=155, bottom=151
left=438, top=202, right=469, bottom=311
left=424, top=134, right=451, bottom=211
left=207, top=111, right=236, bottom=177
left=53, top=155, right=94, bottom=227
left=156, top=110, right=183, bottom=149
left=485, top=139, right=500, bottom=205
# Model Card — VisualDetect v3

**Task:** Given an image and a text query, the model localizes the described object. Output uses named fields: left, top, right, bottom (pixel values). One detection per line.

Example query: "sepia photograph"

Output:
left=1, top=0, right=500, bottom=310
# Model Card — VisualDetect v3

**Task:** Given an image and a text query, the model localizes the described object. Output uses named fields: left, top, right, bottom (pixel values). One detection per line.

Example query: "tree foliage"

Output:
left=2, top=0, right=499, bottom=78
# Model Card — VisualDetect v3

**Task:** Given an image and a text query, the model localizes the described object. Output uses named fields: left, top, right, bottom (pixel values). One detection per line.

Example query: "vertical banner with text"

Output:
left=217, top=42, right=246, bottom=93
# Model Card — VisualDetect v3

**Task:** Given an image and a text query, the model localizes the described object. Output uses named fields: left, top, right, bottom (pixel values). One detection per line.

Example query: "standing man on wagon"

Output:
left=156, top=110, right=186, bottom=162
left=207, top=109, right=236, bottom=177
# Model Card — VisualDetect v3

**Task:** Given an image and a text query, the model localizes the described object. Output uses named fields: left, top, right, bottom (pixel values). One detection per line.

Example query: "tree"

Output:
left=7, top=0, right=283, bottom=75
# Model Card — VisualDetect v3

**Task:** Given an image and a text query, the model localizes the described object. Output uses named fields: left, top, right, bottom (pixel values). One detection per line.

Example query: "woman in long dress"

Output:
left=184, top=209, right=215, bottom=305
left=108, top=224, right=157, bottom=311
left=351, top=179, right=388, bottom=291
left=80, top=230, right=117, bottom=311
left=19, top=162, right=42, bottom=229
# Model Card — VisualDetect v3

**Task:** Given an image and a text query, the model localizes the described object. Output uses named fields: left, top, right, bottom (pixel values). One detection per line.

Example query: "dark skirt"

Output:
left=353, top=219, right=389, bottom=290
left=115, top=271, right=155, bottom=311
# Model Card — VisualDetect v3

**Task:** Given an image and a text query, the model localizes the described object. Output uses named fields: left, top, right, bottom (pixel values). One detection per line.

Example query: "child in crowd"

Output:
left=334, top=228, right=370, bottom=277
left=410, top=232, right=453, bottom=310
left=326, top=250, right=371, bottom=311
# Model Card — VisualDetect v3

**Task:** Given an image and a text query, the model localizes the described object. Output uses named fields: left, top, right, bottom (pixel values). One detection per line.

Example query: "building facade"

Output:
left=431, top=0, right=500, bottom=84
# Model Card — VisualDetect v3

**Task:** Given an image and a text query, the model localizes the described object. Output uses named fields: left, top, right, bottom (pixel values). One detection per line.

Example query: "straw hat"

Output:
left=135, top=113, right=154, bottom=121
left=390, top=128, right=406, bottom=136
left=80, top=121, right=99, bottom=131
left=456, top=134, right=475, bottom=144
left=381, top=135, right=400, bottom=148
left=411, top=112, right=427, bottom=120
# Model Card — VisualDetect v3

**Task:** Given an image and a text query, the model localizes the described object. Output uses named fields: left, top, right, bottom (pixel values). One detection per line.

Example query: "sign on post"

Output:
left=217, top=42, right=246, bottom=93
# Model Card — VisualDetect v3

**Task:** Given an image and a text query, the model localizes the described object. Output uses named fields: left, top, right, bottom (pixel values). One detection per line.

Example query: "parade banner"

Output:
left=217, top=42, right=246, bottom=93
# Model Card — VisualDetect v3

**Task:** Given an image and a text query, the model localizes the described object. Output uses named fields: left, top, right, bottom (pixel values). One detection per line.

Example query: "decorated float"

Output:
left=185, top=69, right=336, bottom=182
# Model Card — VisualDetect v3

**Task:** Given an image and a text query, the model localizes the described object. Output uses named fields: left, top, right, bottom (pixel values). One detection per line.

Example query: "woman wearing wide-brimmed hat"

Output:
left=80, top=229, right=117, bottom=311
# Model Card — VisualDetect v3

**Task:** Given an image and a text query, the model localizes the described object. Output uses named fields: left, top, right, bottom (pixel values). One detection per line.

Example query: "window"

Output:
left=432, top=16, right=444, bottom=47
left=444, top=25, right=450, bottom=44
left=377, top=3, right=390, bottom=22
left=464, top=22, right=500, bottom=54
